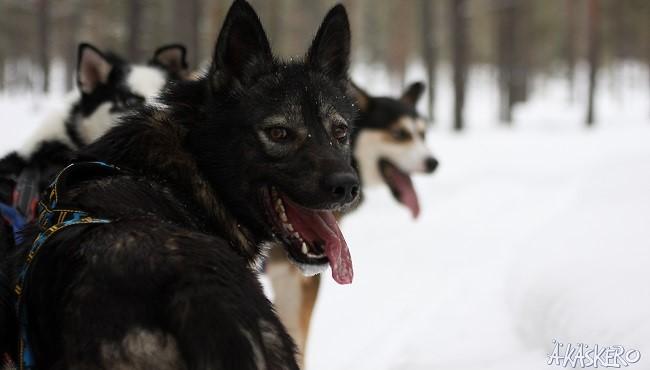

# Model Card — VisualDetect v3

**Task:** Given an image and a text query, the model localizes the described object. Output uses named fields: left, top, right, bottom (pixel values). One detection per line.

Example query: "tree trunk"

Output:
left=37, top=0, right=51, bottom=93
left=266, top=0, right=284, bottom=54
left=420, top=0, right=437, bottom=122
left=496, top=0, right=515, bottom=123
left=565, top=0, right=577, bottom=102
left=126, top=0, right=145, bottom=61
left=63, top=0, right=83, bottom=91
left=387, top=1, right=411, bottom=89
left=496, top=0, right=529, bottom=124
left=586, top=0, right=600, bottom=126
left=0, top=4, right=3, bottom=90
left=512, top=1, right=529, bottom=105
left=174, top=0, right=200, bottom=69
left=450, top=0, right=468, bottom=131
left=0, top=53, right=4, bottom=91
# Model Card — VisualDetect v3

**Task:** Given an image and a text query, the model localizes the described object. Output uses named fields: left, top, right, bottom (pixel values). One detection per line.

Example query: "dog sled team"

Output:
left=0, top=1, right=437, bottom=369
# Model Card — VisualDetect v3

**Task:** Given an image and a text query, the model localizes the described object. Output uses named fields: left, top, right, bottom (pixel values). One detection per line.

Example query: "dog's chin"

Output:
left=259, top=185, right=354, bottom=284
left=290, top=259, right=329, bottom=277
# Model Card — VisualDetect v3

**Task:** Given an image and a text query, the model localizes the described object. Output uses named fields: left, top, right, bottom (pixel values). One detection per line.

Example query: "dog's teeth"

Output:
left=302, top=242, right=308, bottom=254
left=285, top=223, right=293, bottom=231
left=293, top=232, right=300, bottom=239
left=280, top=212, right=288, bottom=222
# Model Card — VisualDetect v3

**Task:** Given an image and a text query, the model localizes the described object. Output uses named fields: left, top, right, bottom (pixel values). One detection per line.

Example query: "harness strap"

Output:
left=12, top=168, right=41, bottom=222
left=0, top=202, right=27, bottom=244
left=14, top=162, right=118, bottom=370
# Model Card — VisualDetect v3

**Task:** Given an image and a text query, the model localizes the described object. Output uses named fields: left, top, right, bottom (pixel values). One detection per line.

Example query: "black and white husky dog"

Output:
left=6, top=1, right=357, bottom=369
left=351, top=81, right=438, bottom=218
left=0, top=43, right=189, bottom=213
left=0, top=43, right=188, bottom=366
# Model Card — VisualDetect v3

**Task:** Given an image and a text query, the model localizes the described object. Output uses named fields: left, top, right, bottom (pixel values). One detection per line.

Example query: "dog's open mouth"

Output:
left=379, top=159, right=420, bottom=218
left=262, top=187, right=353, bottom=284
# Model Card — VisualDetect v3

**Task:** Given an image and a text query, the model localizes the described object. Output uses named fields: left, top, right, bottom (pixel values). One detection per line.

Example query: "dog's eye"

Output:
left=333, top=124, right=348, bottom=142
left=266, top=127, right=290, bottom=142
left=391, top=129, right=412, bottom=142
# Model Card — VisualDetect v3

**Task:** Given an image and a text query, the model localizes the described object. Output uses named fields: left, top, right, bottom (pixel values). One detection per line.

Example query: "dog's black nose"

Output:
left=424, top=157, right=438, bottom=173
left=325, top=172, right=360, bottom=204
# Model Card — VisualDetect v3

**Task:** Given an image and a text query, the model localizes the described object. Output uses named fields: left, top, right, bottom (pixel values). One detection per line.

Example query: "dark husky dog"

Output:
left=0, top=44, right=188, bottom=365
left=267, top=81, right=438, bottom=366
left=6, top=1, right=357, bottom=369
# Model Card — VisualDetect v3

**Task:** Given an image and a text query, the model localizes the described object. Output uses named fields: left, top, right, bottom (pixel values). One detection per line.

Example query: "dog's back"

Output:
left=0, top=44, right=189, bottom=368
left=7, top=0, right=358, bottom=368
left=15, top=165, right=296, bottom=369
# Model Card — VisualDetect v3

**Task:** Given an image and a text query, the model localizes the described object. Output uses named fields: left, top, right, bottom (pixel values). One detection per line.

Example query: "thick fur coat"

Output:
left=5, top=1, right=358, bottom=369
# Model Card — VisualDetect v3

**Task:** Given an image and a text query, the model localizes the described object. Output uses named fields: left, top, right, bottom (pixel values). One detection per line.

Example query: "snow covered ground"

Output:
left=1, top=65, right=649, bottom=369
left=304, top=66, right=650, bottom=370
left=308, top=124, right=650, bottom=370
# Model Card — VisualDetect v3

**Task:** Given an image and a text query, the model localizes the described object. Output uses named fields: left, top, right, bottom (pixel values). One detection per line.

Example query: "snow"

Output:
left=306, top=125, right=650, bottom=370
left=2, top=64, right=649, bottom=369
left=304, top=64, right=650, bottom=369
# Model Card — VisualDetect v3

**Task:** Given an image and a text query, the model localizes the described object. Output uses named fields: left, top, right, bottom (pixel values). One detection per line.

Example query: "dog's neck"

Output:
left=81, top=90, right=262, bottom=266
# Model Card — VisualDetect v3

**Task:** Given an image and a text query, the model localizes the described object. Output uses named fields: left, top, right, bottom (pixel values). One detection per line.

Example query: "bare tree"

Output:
left=0, top=51, right=4, bottom=91
left=36, top=0, right=51, bottom=93
left=0, top=1, right=4, bottom=90
left=174, top=0, right=200, bottom=69
left=586, top=0, right=600, bottom=126
left=126, top=0, right=145, bottom=61
left=565, top=0, right=577, bottom=102
left=450, top=0, right=469, bottom=131
left=387, top=1, right=412, bottom=88
left=62, top=0, right=83, bottom=91
left=496, top=0, right=528, bottom=124
left=420, top=0, right=437, bottom=121
left=265, top=0, right=285, bottom=54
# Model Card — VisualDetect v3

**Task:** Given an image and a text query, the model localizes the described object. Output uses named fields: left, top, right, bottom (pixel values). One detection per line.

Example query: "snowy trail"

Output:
left=308, top=126, right=650, bottom=370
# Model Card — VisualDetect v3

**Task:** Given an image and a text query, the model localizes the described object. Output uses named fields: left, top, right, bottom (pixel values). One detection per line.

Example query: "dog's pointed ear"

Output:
left=400, top=82, right=425, bottom=107
left=348, top=81, right=370, bottom=112
left=209, top=0, right=272, bottom=87
left=77, top=43, right=113, bottom=94
left=151, top=44, right=189, bottom=79
left=306, top=4, right=351, bottom=81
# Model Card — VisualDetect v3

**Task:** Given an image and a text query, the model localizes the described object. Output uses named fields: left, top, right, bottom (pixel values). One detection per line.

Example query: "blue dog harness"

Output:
left=1, top=166, right=41, bottom=246
left=14, top=162, right=118, bottom=370
left=0, top=202, right=27, bottom=244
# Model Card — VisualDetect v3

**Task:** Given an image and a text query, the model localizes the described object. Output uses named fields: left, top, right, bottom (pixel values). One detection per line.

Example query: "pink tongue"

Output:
left=318, top=212, right=353, bottom=284
left=281, top=197, right=354, bottom=284
left=385, top=166, right=420, bottom=218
